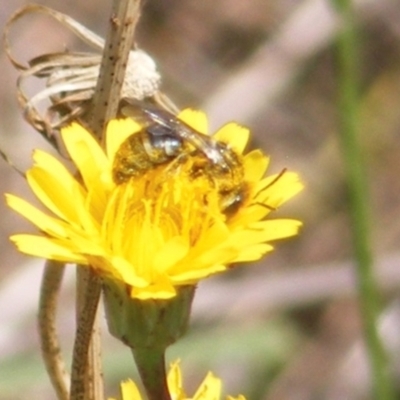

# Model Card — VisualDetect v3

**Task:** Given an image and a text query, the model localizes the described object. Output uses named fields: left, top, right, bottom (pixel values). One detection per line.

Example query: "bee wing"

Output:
left=172, top=123, right=226, bottom=165
left=120, top=97, right=226, bottom=166
left=120, top=98, right=174, bottom=128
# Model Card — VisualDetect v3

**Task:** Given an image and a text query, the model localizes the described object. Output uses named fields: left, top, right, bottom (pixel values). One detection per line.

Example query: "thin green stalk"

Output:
left=332, top=1, right=394, bottom=398
left=132, top=347, right=171, bottom=400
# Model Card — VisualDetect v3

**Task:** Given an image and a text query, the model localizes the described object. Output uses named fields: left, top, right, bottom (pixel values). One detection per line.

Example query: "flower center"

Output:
left=103, top=159, right=225, bottom=271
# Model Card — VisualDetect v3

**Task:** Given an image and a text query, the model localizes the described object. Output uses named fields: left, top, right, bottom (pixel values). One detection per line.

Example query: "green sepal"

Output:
left=102, top=279, right=195, bottom=349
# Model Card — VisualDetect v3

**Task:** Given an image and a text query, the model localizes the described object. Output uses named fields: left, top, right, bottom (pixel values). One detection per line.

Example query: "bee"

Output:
left=113, top=100, right=249, bottom=215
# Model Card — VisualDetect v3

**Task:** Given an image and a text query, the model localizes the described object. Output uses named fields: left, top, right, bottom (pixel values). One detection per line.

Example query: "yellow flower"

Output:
left=6, top=109, right=303, bottom=299
left=109, top=360, right=246, bottom=400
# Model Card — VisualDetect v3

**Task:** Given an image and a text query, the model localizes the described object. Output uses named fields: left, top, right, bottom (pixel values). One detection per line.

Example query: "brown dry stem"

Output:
left=70, top=1, right=142, bottom=400
left=38, top=261, right=70, bottom=400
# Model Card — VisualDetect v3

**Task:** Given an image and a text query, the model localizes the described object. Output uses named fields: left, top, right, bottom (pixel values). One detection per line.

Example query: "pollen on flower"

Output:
left=6, top=108, right=304, bottom=299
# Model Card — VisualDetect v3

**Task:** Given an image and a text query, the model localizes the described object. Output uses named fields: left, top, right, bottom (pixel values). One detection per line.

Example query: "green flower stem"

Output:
left=132, top=347, right=171, bottom=400
left=332, top=0, right=394, bottom=398
left=102, top=282, right=195, bottom=400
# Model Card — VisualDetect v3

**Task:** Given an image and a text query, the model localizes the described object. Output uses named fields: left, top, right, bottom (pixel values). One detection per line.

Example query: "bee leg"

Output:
left=253, top=168, right=287, bottom=199
left=250, top=202, right=276, bottom=211
left=161, top=152, right=189, bottom=175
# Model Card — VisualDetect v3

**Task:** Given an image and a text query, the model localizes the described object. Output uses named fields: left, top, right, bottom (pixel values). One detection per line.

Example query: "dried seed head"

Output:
left=4, top=4, right=163, bottom=142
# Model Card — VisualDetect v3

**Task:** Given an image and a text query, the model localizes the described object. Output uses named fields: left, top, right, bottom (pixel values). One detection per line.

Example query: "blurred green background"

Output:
left=1, top=0, right=400, bottom=399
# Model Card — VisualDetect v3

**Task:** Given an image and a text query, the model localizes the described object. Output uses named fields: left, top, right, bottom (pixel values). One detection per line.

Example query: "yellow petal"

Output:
left=193, top=372, right=222, bottom=400
left=29, top=150, right=87, bottom=219
left=6, top=194, right=72, bottom=238
left=32, top=149, right=76, bottom=184
left=186, top=222, right=230, bottom=260
left=131, top=275, right=177, bottom=299
left=213, top=122, right=250, bottom=154
left=27, top=154, right=85, bottom=215
left=167, top=360, right=184, bottom=399
left=106, top=256, right=149, bottom=288
left=243, top=150, right=269, bottom=183
left=178, top=109, right=208, bottom=134
left=61, top=122, right=110, bottom=192
left=255, top=171, right=304, bottom=207
left=120, top=379, right=142, bottom=400
left=106, top=118, right=142, bottom=163
left=153, top=237, right=189, bottom=272
left=233, top=243, right=274, bottom=262
left=28, top=167, right=98, bottom=233
left=9, top=234, right=87, bottom=264
left=169, top=226, right=233, bottom=278
left=246, top=219, right=303, bottom=242
left=172, top=262, right=226, bottom=283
